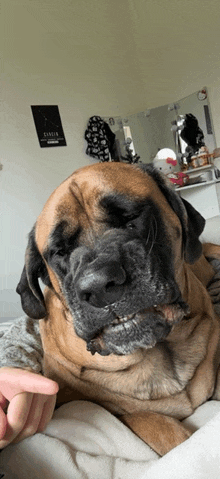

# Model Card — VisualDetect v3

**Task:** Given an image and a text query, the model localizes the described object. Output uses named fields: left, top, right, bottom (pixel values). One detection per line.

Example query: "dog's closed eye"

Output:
left=126, top=221, right=137, bottom=230
left=44, top=222, right=81, bottom=261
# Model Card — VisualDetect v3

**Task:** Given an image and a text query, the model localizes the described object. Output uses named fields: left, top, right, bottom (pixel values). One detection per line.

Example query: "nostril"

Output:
left=106, top=280, right=117, bottom=291
left=81, top=291, right=92, bottom=303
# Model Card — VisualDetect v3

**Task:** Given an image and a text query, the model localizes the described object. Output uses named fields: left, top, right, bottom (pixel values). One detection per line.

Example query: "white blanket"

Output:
left=1, top=399, right=220, bottom=479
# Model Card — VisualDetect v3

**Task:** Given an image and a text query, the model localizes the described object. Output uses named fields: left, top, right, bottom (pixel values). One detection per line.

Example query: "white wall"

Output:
left=208, top=82, right=220, bottom=147
left=1, top=84, right=91, bottom=318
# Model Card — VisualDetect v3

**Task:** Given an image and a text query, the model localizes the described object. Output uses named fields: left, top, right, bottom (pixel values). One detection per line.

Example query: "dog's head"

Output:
left=17, top=162, right=205, bottom=356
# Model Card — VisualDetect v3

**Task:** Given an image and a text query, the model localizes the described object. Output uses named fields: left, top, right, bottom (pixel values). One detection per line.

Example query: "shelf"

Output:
left=185, top=164, right=213, bottom=174
left=175, top=180, right=217, bottom=191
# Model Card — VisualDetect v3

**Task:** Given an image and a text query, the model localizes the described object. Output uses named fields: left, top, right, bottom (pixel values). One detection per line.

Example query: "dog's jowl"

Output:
left=17, top=162, right=220, bottom=455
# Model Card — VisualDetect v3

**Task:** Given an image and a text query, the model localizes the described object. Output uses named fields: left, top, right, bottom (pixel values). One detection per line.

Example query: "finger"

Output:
left=0, top=368, right=59, bottom=399
left=12, top=393, right=48, bottom=443
left=0, top=391, right=8, bottom=410
left=13, top=393, right=56, bottom=443
left=0, top=406, right=7, bottom=439
left=0, top=392, right=33, bottom=448
left=37, top=394, right=57, bottom=432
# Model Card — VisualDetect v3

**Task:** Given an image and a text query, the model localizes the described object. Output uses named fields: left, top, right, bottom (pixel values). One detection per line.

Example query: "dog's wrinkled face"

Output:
left=17, top=162, right=205, bottom=356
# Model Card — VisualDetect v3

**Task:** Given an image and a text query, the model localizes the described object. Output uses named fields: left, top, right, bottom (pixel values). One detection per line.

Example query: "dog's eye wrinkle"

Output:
left=55, top=249, right=66, bottom=257
left=106, top=216, right=122, bottom=228
left=48, top=247, right=66, bottom=258
left=46, top=223, right=81, bottom=262
left=106, top=213, right=139, bottom=230
left=101, top=195, right=147, bottom=229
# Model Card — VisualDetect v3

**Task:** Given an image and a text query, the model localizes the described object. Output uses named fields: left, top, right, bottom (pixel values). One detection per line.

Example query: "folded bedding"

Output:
left=1, top=399, right=220, bottom=479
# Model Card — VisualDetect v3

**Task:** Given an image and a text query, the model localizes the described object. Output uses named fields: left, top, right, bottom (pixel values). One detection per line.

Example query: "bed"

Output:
left=1, top=398, right=220, bottom=478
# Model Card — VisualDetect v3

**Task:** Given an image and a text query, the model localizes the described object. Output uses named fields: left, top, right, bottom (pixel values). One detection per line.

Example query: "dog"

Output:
left=17, top=162, right=220, bottom=456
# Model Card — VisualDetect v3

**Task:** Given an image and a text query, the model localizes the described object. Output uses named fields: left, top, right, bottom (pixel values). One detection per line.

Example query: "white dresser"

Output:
left=176, top=164, right=220, bottom=220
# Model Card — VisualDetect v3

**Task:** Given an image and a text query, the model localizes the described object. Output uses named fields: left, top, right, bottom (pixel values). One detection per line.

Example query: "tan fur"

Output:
left=121, top=412, right=192, bottom=456
left=34, top=163, right=220, bottom=455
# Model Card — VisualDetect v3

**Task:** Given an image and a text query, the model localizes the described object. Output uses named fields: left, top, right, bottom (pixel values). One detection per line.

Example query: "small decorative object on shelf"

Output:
left=190, top=146, right=213, bottom=169
left=213, top=148, right=220, bottom=160
left=153, top=149, right=189, bottom=187
left=168, top=171, right=189, bottom=187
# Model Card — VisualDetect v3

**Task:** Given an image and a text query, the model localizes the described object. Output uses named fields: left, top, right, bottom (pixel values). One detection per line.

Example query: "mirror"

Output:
left=102, top=88, right=216, bottom=167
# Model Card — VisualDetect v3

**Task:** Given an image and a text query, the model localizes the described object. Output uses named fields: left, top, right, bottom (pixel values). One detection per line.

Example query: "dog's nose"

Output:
left=75, top=259, right=126, bottom=307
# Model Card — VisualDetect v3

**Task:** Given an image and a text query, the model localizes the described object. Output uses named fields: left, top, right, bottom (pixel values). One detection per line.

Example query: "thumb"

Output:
left=0, top=368, right=59, bottom=399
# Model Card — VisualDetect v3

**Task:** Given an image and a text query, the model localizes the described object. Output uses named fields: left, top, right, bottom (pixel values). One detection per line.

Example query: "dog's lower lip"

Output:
left=86, top=301, right=189, bottom=355
left=101, top=301, right=189, bottom=334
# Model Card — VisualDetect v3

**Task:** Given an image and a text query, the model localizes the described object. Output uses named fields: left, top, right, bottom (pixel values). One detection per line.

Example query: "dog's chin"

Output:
left=86, top=301, right=189, bottom=356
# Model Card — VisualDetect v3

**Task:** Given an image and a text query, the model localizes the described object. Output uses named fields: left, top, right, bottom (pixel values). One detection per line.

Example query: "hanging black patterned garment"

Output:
left=84, top=116, right=116, bottom=162
left=180, top=113, right=205, bottom=159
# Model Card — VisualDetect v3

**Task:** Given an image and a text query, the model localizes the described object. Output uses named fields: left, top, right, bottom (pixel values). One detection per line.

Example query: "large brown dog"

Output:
left=17, top=162, right=220, bottom=456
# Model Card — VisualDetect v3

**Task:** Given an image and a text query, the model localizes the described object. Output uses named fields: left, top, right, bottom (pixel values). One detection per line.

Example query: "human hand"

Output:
left=0, top=367, right=59, bottom=448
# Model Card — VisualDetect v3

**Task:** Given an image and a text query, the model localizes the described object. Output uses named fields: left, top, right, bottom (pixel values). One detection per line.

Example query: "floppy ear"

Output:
left=138, top=163, right=205, bottom=264
left=16, top=227, right=51, bottom=319
left=180, top=197, right=205, bottom=263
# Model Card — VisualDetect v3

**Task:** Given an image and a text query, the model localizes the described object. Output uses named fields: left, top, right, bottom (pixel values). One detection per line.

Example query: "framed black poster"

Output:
left=31, top=105, right=67, bottom=147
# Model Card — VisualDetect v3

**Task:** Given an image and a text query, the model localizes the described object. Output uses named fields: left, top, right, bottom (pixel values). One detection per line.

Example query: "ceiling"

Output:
left=2, top=0, right=220, bottom=114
